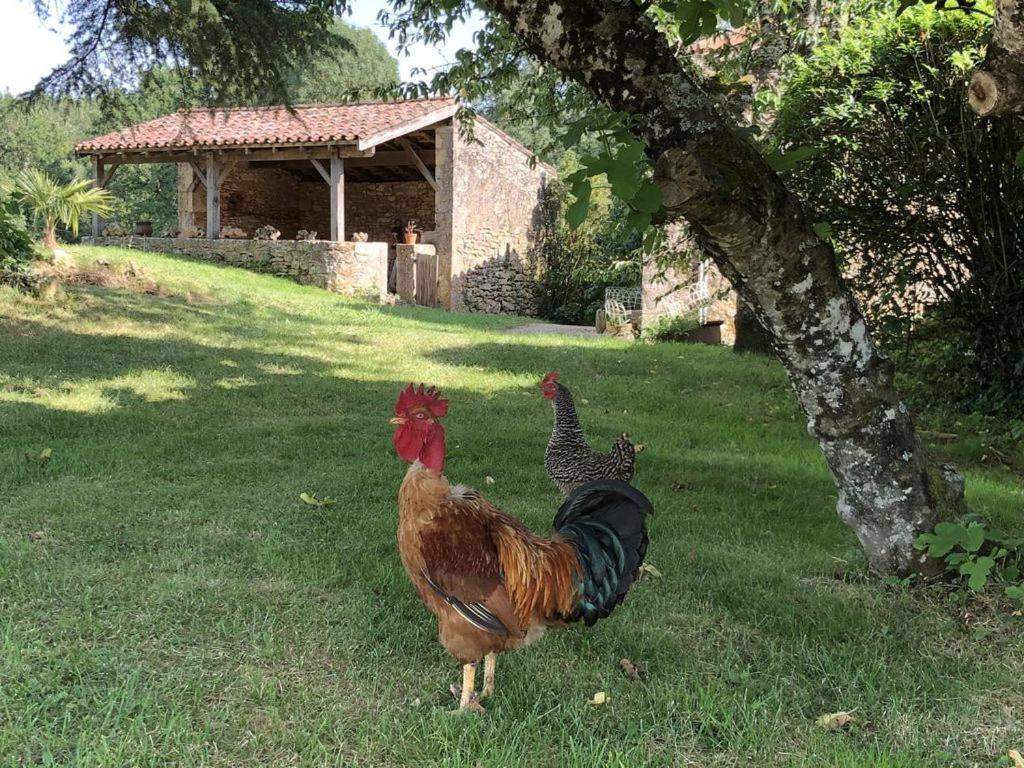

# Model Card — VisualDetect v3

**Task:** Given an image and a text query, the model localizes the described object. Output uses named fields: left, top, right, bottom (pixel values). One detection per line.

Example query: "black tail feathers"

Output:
left=552, top=479, right=652, bottom=626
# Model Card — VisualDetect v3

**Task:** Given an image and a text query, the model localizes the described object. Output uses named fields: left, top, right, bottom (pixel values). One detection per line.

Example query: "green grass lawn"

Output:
left=1, top=245, right=1021, bottom=767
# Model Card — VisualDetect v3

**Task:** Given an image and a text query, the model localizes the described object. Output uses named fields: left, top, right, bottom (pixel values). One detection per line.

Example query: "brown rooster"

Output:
left=540, top=372, right=636, bottom=495
left=391, top=383, right=652, bottom=712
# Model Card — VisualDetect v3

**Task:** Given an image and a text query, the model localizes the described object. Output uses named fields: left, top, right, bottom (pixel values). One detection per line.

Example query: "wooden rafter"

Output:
left=309, top=158, right=331, bottom=185
left=398, top=138, right=438, bottom=191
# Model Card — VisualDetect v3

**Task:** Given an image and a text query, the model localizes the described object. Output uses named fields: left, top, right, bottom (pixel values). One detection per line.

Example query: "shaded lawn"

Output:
left=0, top=245, right=1021, bottom=767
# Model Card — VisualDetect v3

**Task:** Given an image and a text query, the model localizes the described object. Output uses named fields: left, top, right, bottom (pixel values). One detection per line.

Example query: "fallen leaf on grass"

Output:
left=25, top=448, right=52, bottom=463
left=299, top=492, right=335, bottom=507
left=640, top=562, right=663, bottom=578
left=815, top=711, right=855, bottom=730
left=589, top=691, right=608, bottom=706
left=634, top=443, right=646, bottom=453
left=485, top=476, right=495, bottom=485
left=1009, top=749, right=1024, bottom=768
left=26, top=531, right=45, bottom=543
left=618, top=658, right=645, bottom=682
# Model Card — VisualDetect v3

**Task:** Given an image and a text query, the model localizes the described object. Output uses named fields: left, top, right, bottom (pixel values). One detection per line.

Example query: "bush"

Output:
left=642, top=311, right=702, bottom=342
left=0, top=195, right=41, bottom=292
left=769, top=7, right=1024, bottom=416
left=531, top=181, right=641, bottom=326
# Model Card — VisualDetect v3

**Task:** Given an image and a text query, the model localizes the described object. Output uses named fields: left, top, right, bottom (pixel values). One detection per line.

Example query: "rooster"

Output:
left=391, top=383, right=652, bottom=712
left=540, top=372, right=637, bottom=495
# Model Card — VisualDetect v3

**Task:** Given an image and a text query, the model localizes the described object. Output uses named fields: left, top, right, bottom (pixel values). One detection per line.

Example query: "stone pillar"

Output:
left=433, top=125, right=455, bottom=309
left=396, top=244, right=417, bottom=304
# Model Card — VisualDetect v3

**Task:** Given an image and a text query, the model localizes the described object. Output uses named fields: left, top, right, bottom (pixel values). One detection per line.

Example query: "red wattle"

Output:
left=419, top=425, right=446, bottom=473
left=392, top=423, right=425, bottom=462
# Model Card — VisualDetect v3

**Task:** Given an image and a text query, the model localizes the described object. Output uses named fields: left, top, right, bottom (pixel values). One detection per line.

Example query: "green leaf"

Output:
left=963, top=522, right=985, bottom=553
left=812, top=222, right=833, bottom=240
left=1005, top=584, right=1024, bottom=601
left=299, top=492, right=335, bottom=507
left=765, top=146, right=821, bottom=173
left=961, top=556, right=995, bottom=591
left=566, top=179, right=592, bottom=230
left=631, top=182, right=662, bottom=214
left=627, top=209, right=652, bottom=232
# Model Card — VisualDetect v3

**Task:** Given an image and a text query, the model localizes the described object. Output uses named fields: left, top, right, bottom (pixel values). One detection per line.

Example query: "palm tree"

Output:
left=9, top=169, right=114, bottom=250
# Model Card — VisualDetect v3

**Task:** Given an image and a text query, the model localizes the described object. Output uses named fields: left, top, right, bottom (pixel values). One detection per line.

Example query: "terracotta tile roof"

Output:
left=688, top=28, right=748, bottom=55
left=76, top=97, right=457, bottom=153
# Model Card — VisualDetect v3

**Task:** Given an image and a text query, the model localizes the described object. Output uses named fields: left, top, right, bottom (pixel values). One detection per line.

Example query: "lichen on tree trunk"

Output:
left=483, top=0, right=965, bottom=576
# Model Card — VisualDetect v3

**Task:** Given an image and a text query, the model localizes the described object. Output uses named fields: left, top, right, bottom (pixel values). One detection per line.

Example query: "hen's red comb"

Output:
left=541, top=371, right=560, bottom=385
left=394, top=383, right=448, bottom=418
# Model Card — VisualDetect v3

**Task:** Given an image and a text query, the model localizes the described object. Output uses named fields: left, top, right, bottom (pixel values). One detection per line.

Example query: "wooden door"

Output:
left=415, top=251, right=438, bottom=307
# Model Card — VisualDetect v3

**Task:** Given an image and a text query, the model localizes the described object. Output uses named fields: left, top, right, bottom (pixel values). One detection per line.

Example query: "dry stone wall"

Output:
left=88, top=236, right=387, bottom=300
left=460, top=253, right=537, bottom=315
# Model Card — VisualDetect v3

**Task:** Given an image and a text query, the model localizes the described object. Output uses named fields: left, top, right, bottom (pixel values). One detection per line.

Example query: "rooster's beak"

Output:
left=389, top=416, right=406, bottom=425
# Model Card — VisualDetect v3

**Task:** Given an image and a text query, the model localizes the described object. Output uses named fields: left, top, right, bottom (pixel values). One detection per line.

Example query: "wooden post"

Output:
left=92, top=156, right=105, bottom=236
left=206, top=154, right=220, bottom=239
left=330, top=154, right=345, bottom=241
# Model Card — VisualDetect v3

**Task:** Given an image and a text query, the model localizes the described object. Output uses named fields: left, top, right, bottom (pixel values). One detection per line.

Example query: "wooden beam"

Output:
left=189, top=160, right=208, bottom=189
left=345, top=149, right=436, bottom=168
left=99, top=162, right=120, bottom=188
left=92, top=156, right=105, bottom=235
left=356, top=103, right=459, bottom=151
left=398, top=138, right=438, bottom=191
left=310, top=158, right=330, bottom=185
left=84, top=143, right=376, bottom=166
left=206, top=155, right=220, bottom=239
left=329, top=155, right=344, bottom=241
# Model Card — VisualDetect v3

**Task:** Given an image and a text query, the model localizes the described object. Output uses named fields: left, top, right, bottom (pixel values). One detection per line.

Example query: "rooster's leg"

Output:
left=458, top=662, right=485, bottom=712
left=480, top=652, right=496, bottom=699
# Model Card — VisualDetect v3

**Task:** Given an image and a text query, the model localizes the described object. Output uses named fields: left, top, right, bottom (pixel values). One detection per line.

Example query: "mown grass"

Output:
left=1, top=245, right=1021, bottom=768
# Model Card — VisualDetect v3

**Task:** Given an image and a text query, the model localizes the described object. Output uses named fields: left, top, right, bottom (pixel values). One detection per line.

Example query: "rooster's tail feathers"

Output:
left=553, top=479, right=652, bottom=626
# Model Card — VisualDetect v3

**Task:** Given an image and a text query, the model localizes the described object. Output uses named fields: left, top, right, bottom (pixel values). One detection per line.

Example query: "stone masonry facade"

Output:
left=435, top=119, right=550, bottom=315
left=88, top=236, right=388, bottom=300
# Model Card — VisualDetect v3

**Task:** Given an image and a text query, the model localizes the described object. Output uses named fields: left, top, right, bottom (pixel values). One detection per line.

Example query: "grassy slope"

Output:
left=0, top=245, right=1021, bottom=768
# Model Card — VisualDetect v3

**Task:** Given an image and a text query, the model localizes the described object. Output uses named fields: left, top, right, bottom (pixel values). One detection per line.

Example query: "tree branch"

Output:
left=969, top=0, right=1024, bottom=116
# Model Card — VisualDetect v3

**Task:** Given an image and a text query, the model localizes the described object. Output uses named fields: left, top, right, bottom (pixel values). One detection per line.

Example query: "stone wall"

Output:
left=446, top=118, right=550, bottom=315
left=641, top=223, right=738, bottom=345
left=88, top=236, right=388, bottom=300
left=460, top=252, right=537, bottom=315
left=180, top=164, right=434, bottom=242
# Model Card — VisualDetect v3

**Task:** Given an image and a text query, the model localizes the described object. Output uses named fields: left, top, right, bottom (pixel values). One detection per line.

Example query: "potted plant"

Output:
left=403, top=220, right=421, bottom=245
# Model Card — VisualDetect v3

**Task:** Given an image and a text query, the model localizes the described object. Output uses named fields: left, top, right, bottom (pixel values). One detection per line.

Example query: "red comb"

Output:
left=395, top=383, right=448, bottom=418
left=541, top=371, right=560, bottom=384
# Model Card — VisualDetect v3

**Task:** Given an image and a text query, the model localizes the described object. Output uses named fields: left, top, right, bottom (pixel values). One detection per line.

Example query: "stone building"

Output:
left=76, top=97, right=551, bottom=313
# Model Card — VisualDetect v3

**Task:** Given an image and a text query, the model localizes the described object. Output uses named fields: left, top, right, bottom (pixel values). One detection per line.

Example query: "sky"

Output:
left=0, top=0, right=484, bottom=96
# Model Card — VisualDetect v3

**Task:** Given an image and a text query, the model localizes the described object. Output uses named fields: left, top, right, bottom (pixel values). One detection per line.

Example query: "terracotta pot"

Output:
left=403, top=232, right=418, bottom=245
left=134, top=221, right=153, bottom=237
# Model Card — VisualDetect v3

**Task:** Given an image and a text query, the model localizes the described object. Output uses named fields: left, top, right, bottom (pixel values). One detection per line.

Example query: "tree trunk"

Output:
left=969, top=0, right=1024, bottom=117
left=43, top=223, right=58, bottom=251
left=485, top=0, right=964, bottom=576
left=733, top=297, right=774, bottom=356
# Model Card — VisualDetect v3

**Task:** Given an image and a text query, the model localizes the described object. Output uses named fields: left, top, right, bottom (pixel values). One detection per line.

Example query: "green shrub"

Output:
left=769, top=7, right=1024, bottom=417
left=643, top=311, right=702, bottom=342
left=531, top=181, right=641, bottom=326
left=0, top=195, right=41, bottom=292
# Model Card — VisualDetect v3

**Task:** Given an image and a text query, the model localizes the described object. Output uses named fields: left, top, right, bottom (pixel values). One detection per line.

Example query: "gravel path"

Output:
left=505, top=322, right=598, bottom=337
